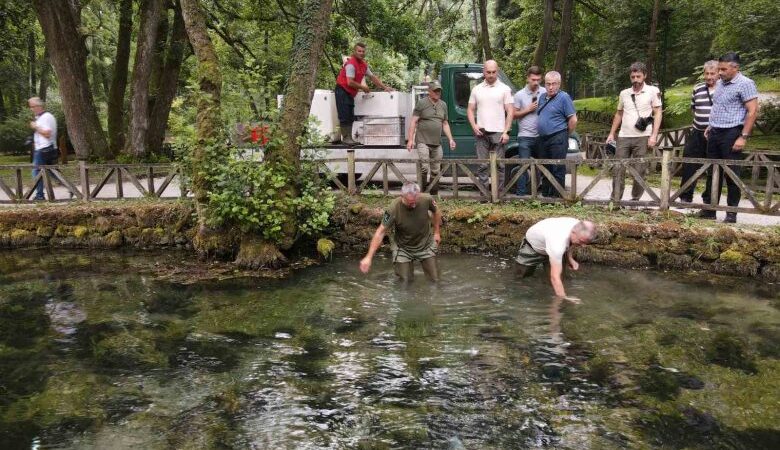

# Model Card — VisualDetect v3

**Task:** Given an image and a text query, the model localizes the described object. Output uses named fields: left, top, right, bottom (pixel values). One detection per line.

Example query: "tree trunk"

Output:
left=107, top=0, right=133, bottom=158
left=477, top=0, right=492, bottom=61
left=276, top=0, right=334, bottom=169
left=127, top=0, right=164, bottom=157
left=533, top=0, right=554, bottom=68
left=38, top=49, right=51, bottom=101
left=147, top=3, right=189, bottom=154
left=148, top=6, right=171, bottom=109
left=273, top=0, right=333, bottom=251
left=179, top=0, right=222, bottom=197
left=28, top=32, right=37, bottom=96
left=646, top=0, right=662, bottom=83
left=32, top=0, right=108, bottom=160
left=470, top=0, right=482, bottom=62
left=553, top=0, right=574, bottom=86
left=0, top=87, right=6, bottom=121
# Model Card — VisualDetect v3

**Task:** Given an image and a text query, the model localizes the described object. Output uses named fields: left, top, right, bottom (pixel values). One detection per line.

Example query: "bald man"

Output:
left=467, top=60, right=514, bottom=196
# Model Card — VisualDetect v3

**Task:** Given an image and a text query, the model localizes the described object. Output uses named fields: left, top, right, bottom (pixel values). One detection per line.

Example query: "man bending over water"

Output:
left=515, top=217, right=596, bottom=301
left=360, top=182, right=442, bottom=281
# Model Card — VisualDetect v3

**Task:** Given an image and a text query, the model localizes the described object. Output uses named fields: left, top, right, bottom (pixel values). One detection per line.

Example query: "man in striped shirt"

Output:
left=700, top=52, right=758, bottom=223
left=679, top=61, right=718, bottom=203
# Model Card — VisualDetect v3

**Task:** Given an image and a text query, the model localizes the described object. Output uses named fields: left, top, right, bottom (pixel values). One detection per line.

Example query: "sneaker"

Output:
left=698, top=210, right=716, bottom=220
left=723, top=213, right=737, bottom=224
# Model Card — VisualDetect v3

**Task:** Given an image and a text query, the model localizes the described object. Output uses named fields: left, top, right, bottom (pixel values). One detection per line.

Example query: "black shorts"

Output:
left=335, top=85, right=355, bottom=126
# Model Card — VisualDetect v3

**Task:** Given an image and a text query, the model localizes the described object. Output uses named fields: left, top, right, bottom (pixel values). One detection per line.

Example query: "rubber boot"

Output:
left=340, top=125, right=357, bottom=145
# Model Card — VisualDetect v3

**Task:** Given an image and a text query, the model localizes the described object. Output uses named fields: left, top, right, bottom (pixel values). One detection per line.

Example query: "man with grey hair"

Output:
left=536, top=71, right=577, bottom=197
left=607, top=62, right=663, bottom=204
left=28, top=96, right=58, bottom=201
left=360, top=182, right=442, bottom=281
left=514, top=217, right=596, bottom=301
left=467, top=59, right=514, bottom=196
left=700, top=52, right=758, bottom=223
left=679, top=60, right=718, bottom=204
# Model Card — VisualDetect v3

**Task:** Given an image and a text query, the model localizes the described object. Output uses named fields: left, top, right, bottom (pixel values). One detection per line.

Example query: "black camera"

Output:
left=634, top=115, right=654, bottom=132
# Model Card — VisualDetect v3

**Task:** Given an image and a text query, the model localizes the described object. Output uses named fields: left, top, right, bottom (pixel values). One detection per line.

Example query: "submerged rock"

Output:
left=704, top=330, right=757, bottom=373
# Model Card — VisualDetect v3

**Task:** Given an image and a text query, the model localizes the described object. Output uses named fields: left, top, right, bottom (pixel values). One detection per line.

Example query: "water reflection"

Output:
left=0, top=250, right=777, bottom=449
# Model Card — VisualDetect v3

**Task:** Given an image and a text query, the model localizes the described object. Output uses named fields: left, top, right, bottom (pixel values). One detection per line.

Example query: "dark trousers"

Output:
left=334, top=85, right=355, bottom=126
left=515, top=136, right=539, bottom=195
left=32, top=145, right=58, bottom=199
left=680, top=128, right=710, bottom=203
left=705, top=126, right=743, bottom=208
left=538, top=130, right=568, bottom=197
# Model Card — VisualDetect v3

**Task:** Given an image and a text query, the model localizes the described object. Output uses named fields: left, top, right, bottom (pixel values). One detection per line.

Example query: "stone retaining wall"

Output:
left=1, top=200, right=778, bottom=281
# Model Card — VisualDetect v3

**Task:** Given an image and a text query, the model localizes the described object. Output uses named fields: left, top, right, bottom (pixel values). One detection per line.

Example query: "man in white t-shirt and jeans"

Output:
left=28, top=97, right=58, bottom=201
left=606, top=62, right=663, bottom=203
left=467, top=60, right=514, bottom=195
left=515, top=217, right=597, bottom=301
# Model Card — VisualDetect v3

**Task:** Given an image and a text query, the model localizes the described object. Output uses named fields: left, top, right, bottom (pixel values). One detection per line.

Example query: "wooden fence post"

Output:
left=659, top=147, right=672, bottom=211
left=347, top=149, right=356, bottom=194
left=79, top=161, right=90, bottom=201
left=490, top=151, right=499, bottom=202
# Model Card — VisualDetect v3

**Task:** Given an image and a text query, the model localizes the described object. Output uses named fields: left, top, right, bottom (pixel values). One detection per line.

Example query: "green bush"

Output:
left=178, top=118, right=335, bottom=244
left=0, top=114, right=32, bottom=155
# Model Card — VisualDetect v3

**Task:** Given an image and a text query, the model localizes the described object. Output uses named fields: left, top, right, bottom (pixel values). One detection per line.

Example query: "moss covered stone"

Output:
left=72, top=226, right=89, bottom=239
left=93, top=330, right=169, bottom=369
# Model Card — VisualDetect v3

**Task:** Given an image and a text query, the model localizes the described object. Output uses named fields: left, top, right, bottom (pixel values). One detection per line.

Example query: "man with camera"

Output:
left=607, top=62, right=663, bottom=204
left=511, top=66, right=546, bottom=195
left=700, top=52, right=758, bottom=223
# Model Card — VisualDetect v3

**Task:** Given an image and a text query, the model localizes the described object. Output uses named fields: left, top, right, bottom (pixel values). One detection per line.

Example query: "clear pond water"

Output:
left=0, top=251, right=778, bottom=449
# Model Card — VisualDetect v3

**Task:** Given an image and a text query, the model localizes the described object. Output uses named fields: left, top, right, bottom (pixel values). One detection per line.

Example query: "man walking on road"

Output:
left=512, top=66, right=546, bottom=195
left=359, top=182, right=442, bottom=282
left=407, top=81, right=456, bottom=195
left=700, top=52, right=759, bottom=223
left=680, top=61, right=718, bottom=204
left=28, top=97, right=58, bottom=201
left=607, top=62, right=663, bottom=204
left=335, top=42, right=393, bottom=145
left=467, top=60, right=514, bottom=196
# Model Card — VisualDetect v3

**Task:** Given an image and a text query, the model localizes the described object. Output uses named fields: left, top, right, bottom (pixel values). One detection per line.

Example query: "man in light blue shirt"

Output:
left=536, top=71, right=577, bottom=197
left=512, top=66, right=546, bottom=195
left=700, top=52, right=758, bottom=223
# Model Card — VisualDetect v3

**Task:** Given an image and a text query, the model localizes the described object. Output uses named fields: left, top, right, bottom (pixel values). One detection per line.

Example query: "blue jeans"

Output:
left=539, top=130, right=568, bottom=197
left=33, top=146, right=58, bottom=199
left=515, top=136, right=539, bottom=195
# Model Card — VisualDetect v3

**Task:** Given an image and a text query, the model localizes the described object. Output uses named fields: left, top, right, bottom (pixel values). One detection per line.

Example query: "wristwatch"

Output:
left=740, top=134, right=749, bottom=139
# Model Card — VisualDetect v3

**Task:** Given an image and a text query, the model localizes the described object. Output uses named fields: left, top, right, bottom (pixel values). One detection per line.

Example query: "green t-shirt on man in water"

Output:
left=382, top=194, right=437, bottom=252
left=413, top=97, right=448, bottom=146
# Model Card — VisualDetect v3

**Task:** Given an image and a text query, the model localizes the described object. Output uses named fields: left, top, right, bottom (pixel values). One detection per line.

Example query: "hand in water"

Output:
left=568, top=260, right=579, bottom=271
left=563, top=296, right=582, bottom=304
left=359, top=256, right=372, bottom=274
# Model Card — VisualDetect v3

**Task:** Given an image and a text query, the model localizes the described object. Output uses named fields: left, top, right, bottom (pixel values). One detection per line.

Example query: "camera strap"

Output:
left=630, top=92, right=642, bottom=115
left=536, top=94, right=556, bottom=115
left=705, top=87, right=713, bottom=106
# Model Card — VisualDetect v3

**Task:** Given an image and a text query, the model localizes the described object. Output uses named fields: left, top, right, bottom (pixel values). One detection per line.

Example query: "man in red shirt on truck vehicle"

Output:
left=335, top=42, right=394, bottom=145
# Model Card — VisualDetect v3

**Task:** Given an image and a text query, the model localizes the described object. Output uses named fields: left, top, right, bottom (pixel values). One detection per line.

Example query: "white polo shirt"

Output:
left=525, top=217, right=579, bottom=264
left=617, top=83, right=662, bottom=138
left=468, top=80, right=513, bottom=133
left=34, top=112, right=57, bottom=150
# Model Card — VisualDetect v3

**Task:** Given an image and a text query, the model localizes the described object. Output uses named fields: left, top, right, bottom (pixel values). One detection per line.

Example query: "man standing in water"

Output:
left=514, top=217, right=596, bottom=300
left=359, top=182, right=442, bottom=281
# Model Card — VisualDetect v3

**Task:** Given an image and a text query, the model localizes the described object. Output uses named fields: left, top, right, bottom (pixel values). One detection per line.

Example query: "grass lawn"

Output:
left=0, top=154, right=29, bottom=165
